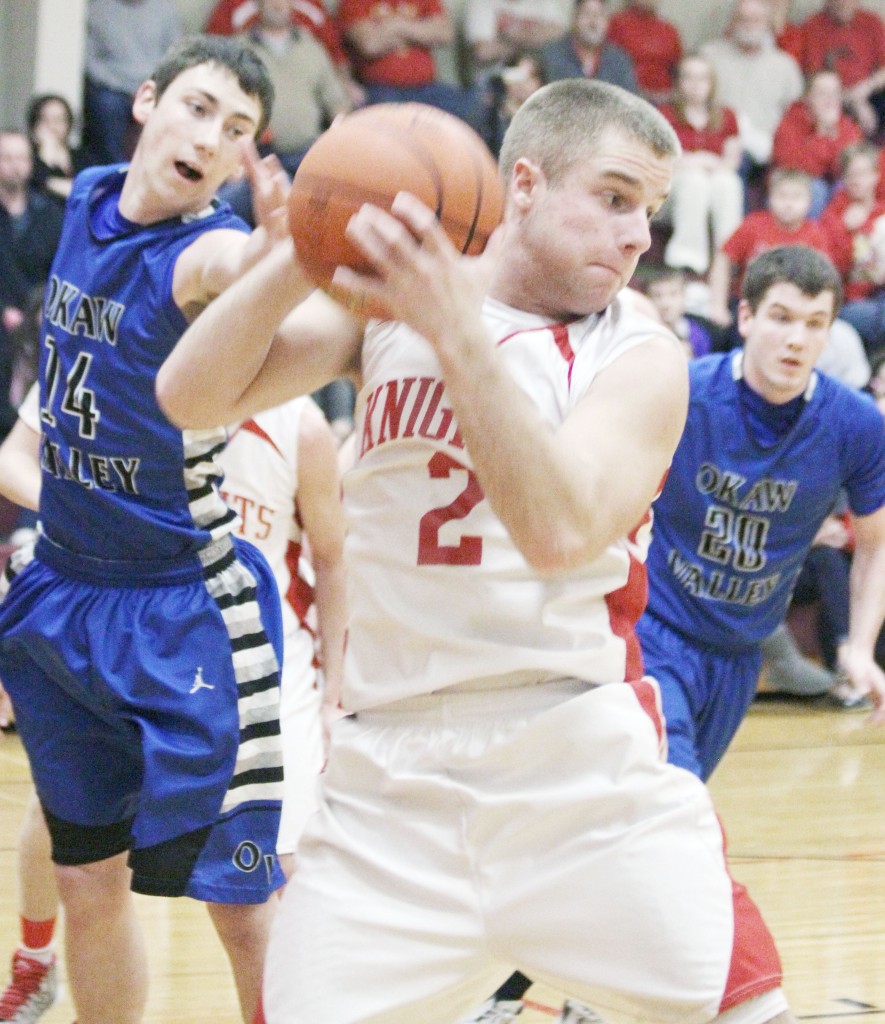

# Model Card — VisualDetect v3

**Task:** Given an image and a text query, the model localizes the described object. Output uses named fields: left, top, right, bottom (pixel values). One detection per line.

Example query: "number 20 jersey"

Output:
left=342, top=292, right=673, bottom=710
left=645, top=351, right=885, bottom=652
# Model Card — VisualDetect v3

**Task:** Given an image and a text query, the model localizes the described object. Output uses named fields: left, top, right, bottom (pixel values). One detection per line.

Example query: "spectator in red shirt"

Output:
left=607, top=0, right=682, bottom=104
left=772, top=70, right=863, bottom=218
left=821, top=142, right=885, bottom=354
left=337, top=0, right=474, bottom=121
left=708, top=167, right=832, bottom=326
left=658, top=53, right=744, bottom=275
left=771, top=0, right=804, bottom=63
left=799, top=0, right=885, bottom=138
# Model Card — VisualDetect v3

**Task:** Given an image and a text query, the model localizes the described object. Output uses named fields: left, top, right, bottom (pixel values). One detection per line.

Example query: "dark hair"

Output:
left=499, top=79, right=679, bottom=187
left=150, top=35, right=274, bottom=136
left=26, top=94, right=74, bottom=135
left=742, top=245, right=843, bottom=317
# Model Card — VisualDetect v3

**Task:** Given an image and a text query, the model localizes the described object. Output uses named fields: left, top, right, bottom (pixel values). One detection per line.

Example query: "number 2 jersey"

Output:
left=37, top=164, right=242, bottom=563
left=644, top=351, right=885, bottom=653
left=341, top=292, right=676, bottom=710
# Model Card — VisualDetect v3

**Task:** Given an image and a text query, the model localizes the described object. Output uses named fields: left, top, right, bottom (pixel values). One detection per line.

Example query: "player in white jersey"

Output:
left=159, top=80, right=797, bottom=1024
left=218, top=395, right=346, bottom=869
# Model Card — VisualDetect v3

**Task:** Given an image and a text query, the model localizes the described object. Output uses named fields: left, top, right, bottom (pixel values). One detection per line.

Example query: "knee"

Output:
left=207, top=900, right=275, bottom=953
left=55, top=853, right=132, bottom=923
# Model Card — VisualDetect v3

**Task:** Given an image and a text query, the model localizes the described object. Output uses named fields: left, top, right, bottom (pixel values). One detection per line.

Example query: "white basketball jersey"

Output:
left=219, top=397, right=318, bottom=683
left=342, top=291, right=668, bottom=710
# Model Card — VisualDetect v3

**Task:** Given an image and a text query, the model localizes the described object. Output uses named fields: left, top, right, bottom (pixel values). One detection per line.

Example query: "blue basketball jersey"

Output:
left=645, top=351, right=885, bottom=652
left=37, top=165, right=245, bottom=562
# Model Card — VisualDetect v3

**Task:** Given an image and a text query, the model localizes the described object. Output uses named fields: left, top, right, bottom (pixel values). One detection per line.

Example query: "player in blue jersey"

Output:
left=0, top=35, right=290, bottom=1024
left=640, top=244, right=885, bottom=783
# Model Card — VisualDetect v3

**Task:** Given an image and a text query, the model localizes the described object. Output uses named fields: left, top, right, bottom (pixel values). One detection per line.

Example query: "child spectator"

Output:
left=607, top=0, right=682, bottom=104
left=821, top=142, right=885, bottom=356
left=643, top=267, right=725, bottom=359
left=658, top=53, right=744, bottom=275
left=772, top=70, right=863, bottom=219
left=708, top=167, right=830, bottom=327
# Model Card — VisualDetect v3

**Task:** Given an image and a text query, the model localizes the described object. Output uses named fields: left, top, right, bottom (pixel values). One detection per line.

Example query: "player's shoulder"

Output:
left=815, top=371, right=885, bottom=433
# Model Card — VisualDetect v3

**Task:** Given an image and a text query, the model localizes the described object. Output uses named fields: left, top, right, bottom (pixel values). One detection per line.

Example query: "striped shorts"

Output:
left=0, top=532, right=285, bottom=903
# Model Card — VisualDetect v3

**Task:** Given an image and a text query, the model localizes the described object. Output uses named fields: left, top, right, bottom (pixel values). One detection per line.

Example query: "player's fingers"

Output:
left=329, top=266, right=381, bottom=319
left=390, top=191, right=453, bottom=255
left=345, top=203, right=418, bottom=269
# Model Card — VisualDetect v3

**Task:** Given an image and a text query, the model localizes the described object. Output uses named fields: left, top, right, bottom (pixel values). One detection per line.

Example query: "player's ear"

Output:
left=736, top=298, right=754, bottom=339
left=131, top=80, right=159, bottom=126
left=510, top=158, right=543, bottom=212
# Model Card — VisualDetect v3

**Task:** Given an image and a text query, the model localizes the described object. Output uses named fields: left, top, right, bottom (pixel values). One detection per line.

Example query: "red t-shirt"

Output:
left=820, top=194, right=885, bottom=299
left=606, top=8, right=682, bottom=94
left=658, top=104, right=739, bottom=155
left=205, top=0, right=348, bottom=64
left=723, top=212, right=833, bottom=295
left=776, top=22, right=804, bottom=64
left=337, top=0, right=442, bottom=87
left=772, top=100, right=863, bottom=181
left=800, top=9, right=885, bottom=87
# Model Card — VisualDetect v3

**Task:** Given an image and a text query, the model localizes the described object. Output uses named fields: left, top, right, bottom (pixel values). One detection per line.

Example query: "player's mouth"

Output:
left=175, top=161, right=204, bottom=182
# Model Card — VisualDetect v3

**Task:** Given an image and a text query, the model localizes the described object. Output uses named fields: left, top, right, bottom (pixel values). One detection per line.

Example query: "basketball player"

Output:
left=159, top=80, right=796, bottom=1024
left=0, top=382, right=347, bottom=1022
left=638, top=244, right=885, bottom=782
left=0, top=35, right=292, bottom=1024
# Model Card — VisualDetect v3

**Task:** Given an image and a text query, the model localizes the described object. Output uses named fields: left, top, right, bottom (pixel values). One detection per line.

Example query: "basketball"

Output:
left=287, top=103, right=504, bottom=309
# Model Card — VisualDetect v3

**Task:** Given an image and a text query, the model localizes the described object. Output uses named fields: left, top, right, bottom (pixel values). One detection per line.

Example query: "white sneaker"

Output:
left=457, top=997, right=524, bottom=1022
left=556, top=1000, right=608, bottom=1024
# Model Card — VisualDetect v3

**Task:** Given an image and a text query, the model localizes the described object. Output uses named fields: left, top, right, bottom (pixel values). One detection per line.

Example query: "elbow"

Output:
left=516, top=525, right=599, bottom=577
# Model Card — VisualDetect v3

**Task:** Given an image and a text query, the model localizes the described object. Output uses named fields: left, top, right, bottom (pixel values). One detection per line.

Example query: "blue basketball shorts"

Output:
left=636, top=613, right=762, bottom=782
left=0, top=533, right=285, bottom=904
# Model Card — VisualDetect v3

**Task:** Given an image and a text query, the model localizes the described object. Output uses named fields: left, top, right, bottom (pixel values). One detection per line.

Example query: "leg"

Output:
left=709, top=170, right=745, bottom=249
left=664, top=169, right=714, bottom=274
left=206, top=900, right=277, bottom=1024
left=18, top=790, right=59, bottom=930
left=0, top=792, right=59, bottom=1024
left=55, top=853, right=148, bottom=1024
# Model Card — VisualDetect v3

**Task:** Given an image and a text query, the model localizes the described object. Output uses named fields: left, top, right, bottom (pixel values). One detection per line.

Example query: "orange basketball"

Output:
left=287, top=103, right=504, bottom=308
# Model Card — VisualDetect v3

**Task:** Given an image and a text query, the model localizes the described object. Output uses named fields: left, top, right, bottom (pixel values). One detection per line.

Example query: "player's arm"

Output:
left=157, top=238, right=364, bottom=430
left=332, top=192, right=688, bottom=574
left=295, top=401, right=348, bottom=717
left=0, top=394, right=41, bottom=513
left=838, top=504, right=885, bottom=723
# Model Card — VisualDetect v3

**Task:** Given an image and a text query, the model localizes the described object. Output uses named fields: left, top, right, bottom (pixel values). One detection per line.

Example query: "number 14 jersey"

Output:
left=342, top=292, right=674, bottom=710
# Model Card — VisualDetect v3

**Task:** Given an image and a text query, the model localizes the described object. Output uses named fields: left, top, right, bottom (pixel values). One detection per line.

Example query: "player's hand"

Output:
left=242, top=139, right=291, bottom=249
left=837, top=643, right=885, bottom=725
left=334, top=191, right=495, bottom=353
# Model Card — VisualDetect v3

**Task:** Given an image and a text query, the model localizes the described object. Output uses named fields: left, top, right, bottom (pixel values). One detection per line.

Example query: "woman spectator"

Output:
left=658, top=53, right=744, bottom=275
left=26, top=94, right=84, bottom=203
left=772, top=70, right=863, bottom=218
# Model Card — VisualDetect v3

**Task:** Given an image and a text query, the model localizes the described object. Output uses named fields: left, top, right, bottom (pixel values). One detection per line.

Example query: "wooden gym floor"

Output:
left=1, top=694, right=883, bottom=1023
